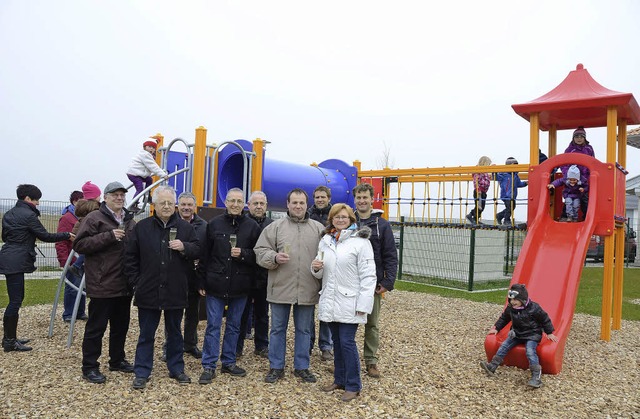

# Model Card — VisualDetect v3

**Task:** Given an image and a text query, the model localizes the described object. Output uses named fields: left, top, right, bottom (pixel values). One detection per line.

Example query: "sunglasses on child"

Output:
left=507, top=290, right=519, bottom=299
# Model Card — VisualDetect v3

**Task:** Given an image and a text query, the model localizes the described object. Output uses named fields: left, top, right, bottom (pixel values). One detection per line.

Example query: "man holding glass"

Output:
left=73, top=181, right=136, bottom=384
left=124, top=185, right=200, bottom=389
left=254, top=188, right=325, bottom=384
left=197, top=188, right=261, bottom=384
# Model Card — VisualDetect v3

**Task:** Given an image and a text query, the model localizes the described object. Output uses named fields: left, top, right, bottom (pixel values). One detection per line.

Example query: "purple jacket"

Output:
left=551, top=177, right=588, bottom=199
left=561, top=140, right=595, bottom=179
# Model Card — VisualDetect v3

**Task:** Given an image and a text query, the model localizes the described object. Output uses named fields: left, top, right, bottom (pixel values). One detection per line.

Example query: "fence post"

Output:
left=467, top=227, right=476, bottom=291
left=503, top=228, right=511, bottom=276
left=397, top=216, right=404, bottom=281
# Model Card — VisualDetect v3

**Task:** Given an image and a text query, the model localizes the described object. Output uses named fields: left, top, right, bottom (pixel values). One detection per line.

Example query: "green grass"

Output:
left=2, top=267, right=639, bottom=321
left=397, top=267, right=640, bottom=321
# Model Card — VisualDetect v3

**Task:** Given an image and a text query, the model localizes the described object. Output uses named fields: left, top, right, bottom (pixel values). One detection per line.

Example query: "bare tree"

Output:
left=377, top=140, right=395, bottom=169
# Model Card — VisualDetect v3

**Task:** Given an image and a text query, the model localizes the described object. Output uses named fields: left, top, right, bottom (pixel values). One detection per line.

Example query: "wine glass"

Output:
left=230, top=234, right=237, bottom=248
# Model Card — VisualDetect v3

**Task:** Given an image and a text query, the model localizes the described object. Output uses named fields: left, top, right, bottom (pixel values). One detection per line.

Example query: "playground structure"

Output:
left=49, top=64, right=639, bottom=376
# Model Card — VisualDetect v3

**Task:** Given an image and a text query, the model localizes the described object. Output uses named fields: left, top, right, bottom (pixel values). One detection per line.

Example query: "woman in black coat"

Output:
left=0, top=185, right=71, bottom=352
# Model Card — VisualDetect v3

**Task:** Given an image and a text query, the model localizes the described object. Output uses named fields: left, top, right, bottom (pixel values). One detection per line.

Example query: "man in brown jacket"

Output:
left=73, top=181, right=136, bottom=384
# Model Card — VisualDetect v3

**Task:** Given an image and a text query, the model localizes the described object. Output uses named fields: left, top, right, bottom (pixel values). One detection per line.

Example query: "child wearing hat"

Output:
left=481, top=283, right=558, bottom=388
left=561, top=126, right=595, bottom=219
left=126, top=137, right=169, bottom=204
left=495, top=157, right=528, bottom=226
left=547, top=164, right=588, bottom=222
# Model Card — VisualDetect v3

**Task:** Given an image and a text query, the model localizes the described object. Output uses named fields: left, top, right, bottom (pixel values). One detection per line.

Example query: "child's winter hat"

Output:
left=508, top=283, right=528, bottom=304
left=143, top=137, right=160, bottom=149
left=505, top=157, right=518, bottom=165
left=573, top=126, right=587, bottom=138
left=567, top=165, right=581, bottom=180
left=82, top=181, right=102, bottom=201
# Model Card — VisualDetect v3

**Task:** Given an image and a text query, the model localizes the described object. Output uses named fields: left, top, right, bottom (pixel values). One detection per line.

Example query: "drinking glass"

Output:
left=230, top=234, right=237, bottom=248
left=283, top=243, right=291, bottom=254
left=169, top=228, right=177, bottom=241
left=317, top=250, right=324, bottom=261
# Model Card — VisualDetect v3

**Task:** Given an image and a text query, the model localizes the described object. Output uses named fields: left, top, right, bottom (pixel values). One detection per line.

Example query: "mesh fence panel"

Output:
left=391, top=220, right=526, bottom=291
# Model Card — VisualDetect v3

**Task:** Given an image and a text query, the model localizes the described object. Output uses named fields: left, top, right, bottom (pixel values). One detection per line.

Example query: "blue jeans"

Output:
left=495, top=336, right=540, bottom=367
left=269, top=303, right=314, bottom=370
left=564, top=197, right=581, bottom=220
left=310, top=307, right=333, bottom=351
left=201, top=295, right=247, bottom=369
left=63, top=269, right=86, bottom=320
left=134, top=308, right=184, bottom=378
left=329, top=322, right=361, bottom=392
left=4, top=273, right=25, bottom=318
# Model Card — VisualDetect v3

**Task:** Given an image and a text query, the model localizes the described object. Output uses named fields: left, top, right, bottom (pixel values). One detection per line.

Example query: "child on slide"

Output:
left=481, top=283, right=558, bottom=388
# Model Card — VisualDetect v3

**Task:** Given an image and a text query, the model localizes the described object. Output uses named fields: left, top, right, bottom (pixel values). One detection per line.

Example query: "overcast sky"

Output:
left=2, top=0, right=639, bottom=204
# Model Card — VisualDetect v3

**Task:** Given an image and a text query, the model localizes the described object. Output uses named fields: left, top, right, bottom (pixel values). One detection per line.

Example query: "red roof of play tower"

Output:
left=512, top=64, right=640, bottom=131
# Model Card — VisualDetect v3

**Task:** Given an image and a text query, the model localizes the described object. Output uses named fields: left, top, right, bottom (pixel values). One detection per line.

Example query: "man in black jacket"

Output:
left=197, top=188, right=261, bottom=384
left=236, top=191, right=272, bottom=359
left=124, top=185, right=200, bottom=389
left=353, top=183, right=398, bottom=379
left=177, top=192, right=207, bottom=359
left=307, top=185, right=334, bottom=361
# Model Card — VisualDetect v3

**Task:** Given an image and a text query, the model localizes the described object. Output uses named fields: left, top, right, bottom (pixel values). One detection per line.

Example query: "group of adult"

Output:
left=0, top=181, right=397, bottom=402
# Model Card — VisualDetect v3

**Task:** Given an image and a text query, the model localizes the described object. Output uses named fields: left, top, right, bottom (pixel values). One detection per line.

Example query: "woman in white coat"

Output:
left=311, top=203, right=377, bottom=402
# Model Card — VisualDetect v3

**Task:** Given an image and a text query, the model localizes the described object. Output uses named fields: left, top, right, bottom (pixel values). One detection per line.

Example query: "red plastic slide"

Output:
left=484, top=153, right=615, bottom=374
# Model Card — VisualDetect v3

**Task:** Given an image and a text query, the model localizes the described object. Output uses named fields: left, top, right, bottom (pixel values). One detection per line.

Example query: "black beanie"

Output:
left=508, top=283, right=528, bottom=304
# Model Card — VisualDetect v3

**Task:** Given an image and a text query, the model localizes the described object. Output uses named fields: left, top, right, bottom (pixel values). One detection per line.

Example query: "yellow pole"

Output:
left=612, top=120, right=627, bottom=330
left=549, top=125, right=557, bottom=158
left=600, top=106, right=618, bottom=341
left=192, top=126, right=207, bottom=208
left=530, top=113, right=539, bottom=166
left=251, top=138, right=265, bottom=194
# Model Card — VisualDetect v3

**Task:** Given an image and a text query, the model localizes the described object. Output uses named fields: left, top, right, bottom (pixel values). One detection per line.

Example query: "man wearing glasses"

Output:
left=74, top=181, right=137, bottom=384
left=197, top=188, right=261, bottom=384
left=124, top=185, right=200, bottom=389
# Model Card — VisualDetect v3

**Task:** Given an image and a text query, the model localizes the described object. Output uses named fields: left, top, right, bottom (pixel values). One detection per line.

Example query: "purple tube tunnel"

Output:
left=216, top=140, right=358, bottom=211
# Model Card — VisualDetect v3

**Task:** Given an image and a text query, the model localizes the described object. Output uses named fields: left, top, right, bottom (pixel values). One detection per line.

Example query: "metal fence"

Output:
left=392, top=218, right=526, bottom=291
left=0, top=198, right=151, bottom=279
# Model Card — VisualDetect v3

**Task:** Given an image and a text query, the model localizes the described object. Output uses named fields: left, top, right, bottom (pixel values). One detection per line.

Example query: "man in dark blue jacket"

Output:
left=197, top=188, right=261, bottom=384
left=353, top=183, right=398, bottom=378
left=124, top=185, right=200, bottom=389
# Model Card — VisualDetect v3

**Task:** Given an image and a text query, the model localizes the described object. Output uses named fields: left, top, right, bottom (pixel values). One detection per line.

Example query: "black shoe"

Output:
left=221, top=364, right=246, bottom=377
left=132, top=376, right=147, bottom=390
left=2, top=338, right=32, bottom=352
left=294, top=368, right=317, bottom=383
left=109, top=360, right=134, bottom=373
left=184, top=347, right=202, bottom=359
left=83, top=369, right=106, bottom=384
left=320, top=349, right=333, bottom=361
left=78, top=314, right=89, bottom=321
left=198, top=368, right=215, bottom=385
left=170, top=372, right=191, bottom=385
left=17, top=338, right=31, bottom=345
left=63, top=318, right=71, bottom=323
left=264, top=368, right=284, bottom=383
left=254, top=348, right=268, bottom=358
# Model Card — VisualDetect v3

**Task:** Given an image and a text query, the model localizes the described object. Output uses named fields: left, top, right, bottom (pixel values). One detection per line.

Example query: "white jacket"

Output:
left=312, top=227, right=377, bottom=324
left=126, top=150, right=167, bottom=178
